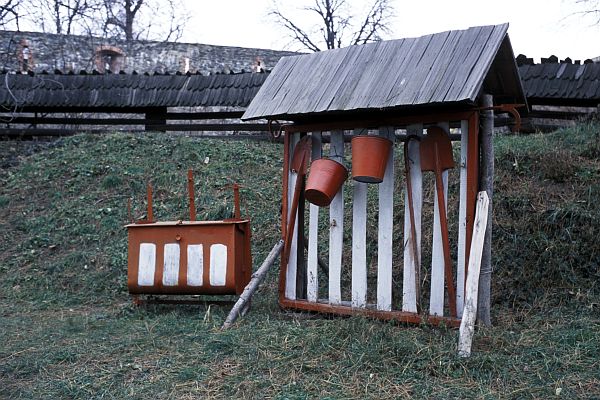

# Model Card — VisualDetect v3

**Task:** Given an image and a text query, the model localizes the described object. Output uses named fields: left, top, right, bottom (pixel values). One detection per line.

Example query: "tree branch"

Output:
left=270, top=0, right=393, bottom=52
left=270, top=7, right=323, bottom=52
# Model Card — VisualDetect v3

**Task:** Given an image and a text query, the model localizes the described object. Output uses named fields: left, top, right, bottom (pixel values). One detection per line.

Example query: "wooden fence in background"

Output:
left=1, top=107, right=596, bottom=139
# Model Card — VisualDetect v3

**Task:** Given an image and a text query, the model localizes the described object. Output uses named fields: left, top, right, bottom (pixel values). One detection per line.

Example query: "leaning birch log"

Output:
left=458, top=192, right=490, bottom=357
left=222, top=240, right=284, bottom=329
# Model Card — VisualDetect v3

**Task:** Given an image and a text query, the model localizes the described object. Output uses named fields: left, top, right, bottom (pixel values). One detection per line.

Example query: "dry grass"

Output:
left=1, top=125, right=599, bottom=398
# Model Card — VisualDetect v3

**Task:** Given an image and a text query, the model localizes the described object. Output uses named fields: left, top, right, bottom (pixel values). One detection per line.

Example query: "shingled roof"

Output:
left=0, top=71, right=269, bottom=109
left=243, top=24, right=525, bottom=121
left=518, top=59, right=600, bottom=107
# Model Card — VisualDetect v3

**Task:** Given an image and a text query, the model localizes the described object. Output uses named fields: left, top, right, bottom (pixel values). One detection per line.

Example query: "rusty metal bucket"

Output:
left=351, top=135, right=392, bottom=183
left=305, top=159, right=348, bottom=207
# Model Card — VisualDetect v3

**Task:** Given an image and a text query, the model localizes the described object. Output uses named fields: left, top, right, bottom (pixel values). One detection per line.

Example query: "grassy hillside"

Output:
left=1, top=125, right=599, bottom=399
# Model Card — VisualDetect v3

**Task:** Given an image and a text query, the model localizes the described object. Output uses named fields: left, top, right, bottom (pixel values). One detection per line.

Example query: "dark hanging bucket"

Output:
left=305, top=159, right=348, bottom=207
left=351, top=136, right=393, bottom=183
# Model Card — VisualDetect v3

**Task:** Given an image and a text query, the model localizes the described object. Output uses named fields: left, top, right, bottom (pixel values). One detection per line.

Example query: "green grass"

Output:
left=1, top=126, right=599, bottom=399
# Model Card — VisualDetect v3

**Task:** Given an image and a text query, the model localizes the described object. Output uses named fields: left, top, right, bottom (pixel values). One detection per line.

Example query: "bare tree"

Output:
left=0, top=0, right=24, bottom=30
left=26, top=0, right=102, bottom=35
left=100, top=0, right=188, bottom=41
left=270, top=0, right=394, bottom=52
left=570, top=0, right=600, bottom=24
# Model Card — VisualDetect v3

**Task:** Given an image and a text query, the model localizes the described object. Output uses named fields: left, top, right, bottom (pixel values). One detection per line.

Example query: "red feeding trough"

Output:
left=126, top=171, right=252, bottom=299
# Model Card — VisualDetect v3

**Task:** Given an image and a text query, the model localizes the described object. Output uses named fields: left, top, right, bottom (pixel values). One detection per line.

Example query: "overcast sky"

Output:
left=182, top=0, right=600, bottom=61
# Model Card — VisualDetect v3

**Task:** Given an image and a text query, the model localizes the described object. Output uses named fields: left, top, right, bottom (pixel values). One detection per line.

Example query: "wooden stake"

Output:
left=187, top=169, right=196, bottom=221
left=146, top=183, right=153, bottom=223
left=222, top=240, right=284, bottom=329
left=458, top=191, right=490, bottom=357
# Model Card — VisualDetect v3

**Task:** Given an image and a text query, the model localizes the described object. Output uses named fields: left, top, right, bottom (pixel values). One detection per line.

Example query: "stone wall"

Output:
left=0, top=30, right=298, bottom=74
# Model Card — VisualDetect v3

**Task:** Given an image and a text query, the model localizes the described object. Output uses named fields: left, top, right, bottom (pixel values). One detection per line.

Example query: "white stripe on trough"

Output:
left=138, top=243, right=156, bottom=286
left=163, top=243, right=180, bottom=286
left=210, top=244, right=228, bottom=286
left=187, top=244, right=204, bottom=286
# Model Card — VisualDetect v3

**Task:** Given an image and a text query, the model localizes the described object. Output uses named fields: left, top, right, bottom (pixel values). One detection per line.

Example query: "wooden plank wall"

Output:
left=284, top=120, right=474, bottom=319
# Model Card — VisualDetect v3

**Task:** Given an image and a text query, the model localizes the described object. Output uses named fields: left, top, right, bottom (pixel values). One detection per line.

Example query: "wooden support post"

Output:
left=222, top=240, right=284, bottom=329
left=456, top=120, right=469, bottom=316
left=458, top=192, right=489, bottom=357
left=145, top=106, right=167, bottom=132
left=478, top=94, right=494, bottom=326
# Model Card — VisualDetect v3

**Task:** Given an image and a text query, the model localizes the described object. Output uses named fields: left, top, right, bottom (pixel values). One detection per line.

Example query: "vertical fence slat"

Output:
left=429, top=122, right=450, bottom=316
left=402, top=124, right=423, bottom=313
left=329, top=131, right=345, bottom=305
left=307, top=132, right=322, bottom=302
left=351, top=129, right=368, bottom=307
left=377, top=127, right=395, bottom=311
left=456, top=120, right=469, bottom=317
left=430, top=171, right=449, bottom=315
left=285, top=133, right=300, bottom=300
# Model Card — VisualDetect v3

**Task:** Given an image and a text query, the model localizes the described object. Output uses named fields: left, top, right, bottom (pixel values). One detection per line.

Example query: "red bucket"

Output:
left=351, top=136, right=393, bottom=183
left=305, top=159, right=348, bottom=207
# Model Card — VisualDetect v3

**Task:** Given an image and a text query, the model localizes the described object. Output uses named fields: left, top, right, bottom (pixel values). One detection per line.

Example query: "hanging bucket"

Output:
left=305, top=159, right=348, bottom=207
left=351, top=136, right=393, bottom=183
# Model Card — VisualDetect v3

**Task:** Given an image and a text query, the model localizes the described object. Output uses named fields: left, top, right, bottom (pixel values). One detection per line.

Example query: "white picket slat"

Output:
left=402, top=124, right=423, bottom=313
left=351, top=182, right=368, bottom=307
left=329, top=131, right=345, bottom=305
left=307, top=132, right=322, bottom=302
left=456, top=120, right=469, bottom=317
left=285, top=133, right=300, bottom=300
left=429, top=121, right=450, bottom=316
left=377, top=127, right=395, bottom=311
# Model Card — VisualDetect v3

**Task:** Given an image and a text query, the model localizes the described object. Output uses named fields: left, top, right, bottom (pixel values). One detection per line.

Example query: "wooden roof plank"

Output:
left=457, top=24, right=508, bottom=101
left=327, top=43, right=380, bottom=111
left=443, top=26, right=491, bottom=102
left=346, top=39, right=405, bottom=110
left=312, top=46, right=371, bottom=113
left=406, top=32, right=452, bottom=104
left=290, top=48, right=350, bottom=116
left=376, top=33, right=435, bottom=108
left=428, top=27, right=480, bottom=104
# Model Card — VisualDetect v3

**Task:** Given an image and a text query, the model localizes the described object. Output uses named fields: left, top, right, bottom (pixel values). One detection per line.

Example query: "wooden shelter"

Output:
left=243, top=24, right=525, bottom=326
left=0, top=70, right=270, bottom=136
